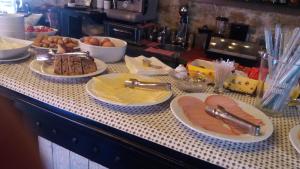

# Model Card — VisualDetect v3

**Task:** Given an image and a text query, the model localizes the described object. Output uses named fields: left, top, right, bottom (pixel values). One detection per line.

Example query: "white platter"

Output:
left=0, top=52, right=31, bottom=63
left=29, top=58, right=107, bottom=79
left=289, top=125, right=300, bottom=154
left=86, top=73, right=173, bottom=107
left=170, top=93, right=274, bottom=143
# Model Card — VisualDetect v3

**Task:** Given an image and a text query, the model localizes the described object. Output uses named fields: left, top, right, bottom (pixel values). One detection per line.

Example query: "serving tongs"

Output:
left=124, top=79, right=172, bottom=91
left=205, top=105, right=261, bottom=136
left=36, top=49, right=90, bottom=63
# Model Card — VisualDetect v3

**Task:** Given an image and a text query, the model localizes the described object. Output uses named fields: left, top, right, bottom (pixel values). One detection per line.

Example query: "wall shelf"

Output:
left=195, top=0, right=300, bottom=15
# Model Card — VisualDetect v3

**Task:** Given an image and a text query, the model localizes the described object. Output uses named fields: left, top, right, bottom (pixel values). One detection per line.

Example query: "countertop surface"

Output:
left=0, top=56, right=300, bottom=169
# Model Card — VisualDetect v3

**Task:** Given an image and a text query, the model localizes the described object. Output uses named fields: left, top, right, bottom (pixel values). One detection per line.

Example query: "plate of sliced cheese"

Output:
left=86, top=73, right=173, bottom=106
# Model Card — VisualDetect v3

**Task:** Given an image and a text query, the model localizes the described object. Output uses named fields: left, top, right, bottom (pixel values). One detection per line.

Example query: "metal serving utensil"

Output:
left=124, top=79, right=171, bottom=91
left=36, top=50, right=90, bottom=62
left=48, top=49, right=89, bottom=56
left=289, top=98, right=300, bottom=106
left=205, top=105, right=261, bottom=136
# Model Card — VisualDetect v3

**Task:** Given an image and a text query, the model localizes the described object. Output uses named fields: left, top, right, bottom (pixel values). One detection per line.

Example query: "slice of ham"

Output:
left=178, top=96, right=242, bottom=135
left=205, top=95, right=264, bottom=126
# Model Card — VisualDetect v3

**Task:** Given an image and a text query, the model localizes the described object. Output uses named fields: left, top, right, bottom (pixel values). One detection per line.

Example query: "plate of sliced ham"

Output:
left=170, top=93, right=274, bottom=143
left=289, top=125, right=300, bottom=154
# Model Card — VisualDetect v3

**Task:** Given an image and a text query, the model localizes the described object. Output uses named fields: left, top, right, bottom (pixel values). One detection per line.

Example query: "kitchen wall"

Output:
left=25, top=0, right=300, bottom=42
left=159, top=0, right=300, bottom=42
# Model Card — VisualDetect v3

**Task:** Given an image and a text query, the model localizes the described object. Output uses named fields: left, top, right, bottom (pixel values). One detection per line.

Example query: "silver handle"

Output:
left=124, top=79, right=172, bottom=91
left=113, top=28, right=132, bottom=35
left=205, top=106, right=261, bottom=136
left=52, top=52, right=89, bottom=56
left=137, top=82, right=171, bottom=91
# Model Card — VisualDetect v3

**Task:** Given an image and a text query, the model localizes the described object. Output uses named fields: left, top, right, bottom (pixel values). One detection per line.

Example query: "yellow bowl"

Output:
left=187, top=59, right=215, bottom=80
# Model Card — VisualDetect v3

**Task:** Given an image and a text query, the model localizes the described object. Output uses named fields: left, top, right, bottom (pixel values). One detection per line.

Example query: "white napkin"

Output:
left=125, top=55, right=172, bottom=75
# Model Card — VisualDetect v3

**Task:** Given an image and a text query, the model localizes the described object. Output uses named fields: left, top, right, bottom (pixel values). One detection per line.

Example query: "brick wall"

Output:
left=26, top=0, right=300, bottom=42
left=158, top=0, right=300, bottom=42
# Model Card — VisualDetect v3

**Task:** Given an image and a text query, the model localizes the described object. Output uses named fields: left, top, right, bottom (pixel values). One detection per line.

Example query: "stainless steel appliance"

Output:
left=106, top=0, right=158, bottom=23
left=206, top=36, right=261, bottom=65
left=175, top=5, right=189, bottom=48
left=195, top=26, right=212, bottom=50
left=115, top=0, right=145, bottom=13
left=104, top=22, right=155, bottom=45
left=104, top=0, right=158, bottom=45
left=215, top=16, right=229, bottom=37
left=73, top=0, right=92, bottom=7
left=229, top=23, right=249, bottom=42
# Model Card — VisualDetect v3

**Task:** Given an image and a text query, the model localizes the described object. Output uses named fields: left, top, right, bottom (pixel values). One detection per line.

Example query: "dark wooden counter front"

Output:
left=0, top=86, right=221, bottom=169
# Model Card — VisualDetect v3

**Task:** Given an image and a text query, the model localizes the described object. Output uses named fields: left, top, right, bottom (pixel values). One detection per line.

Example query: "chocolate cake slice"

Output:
left=68, top=56, right=83, bottom=75
left=53, top=56, right=62, bottom=75
left=82, top=57, right=97, bottom=74
left=53, top=55, right=97, bottom=75
left=61, top=55, right=69, bottom=75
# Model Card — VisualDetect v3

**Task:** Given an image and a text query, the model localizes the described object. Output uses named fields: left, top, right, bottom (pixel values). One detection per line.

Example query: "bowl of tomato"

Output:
left=25, top=25, right=58, bottom=39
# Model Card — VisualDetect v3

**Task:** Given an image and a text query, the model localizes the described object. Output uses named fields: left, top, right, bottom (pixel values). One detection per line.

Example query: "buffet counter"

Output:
left=0, top=56, right=299, bottom=169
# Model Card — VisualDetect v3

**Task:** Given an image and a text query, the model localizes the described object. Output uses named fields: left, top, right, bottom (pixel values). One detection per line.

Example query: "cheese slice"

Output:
left=224, top=75, right=258, bottom=95
left=91, top=73, right=171, bottom=105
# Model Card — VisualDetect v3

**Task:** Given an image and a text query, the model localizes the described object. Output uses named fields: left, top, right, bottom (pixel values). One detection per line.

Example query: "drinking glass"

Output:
left=256, top=53, right=300, bottom=117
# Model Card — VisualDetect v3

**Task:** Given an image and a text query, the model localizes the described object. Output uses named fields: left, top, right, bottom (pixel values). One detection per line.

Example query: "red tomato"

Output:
left=248, top=68, right=260, bottom=80
left=26, top=25, right=34, bottom=32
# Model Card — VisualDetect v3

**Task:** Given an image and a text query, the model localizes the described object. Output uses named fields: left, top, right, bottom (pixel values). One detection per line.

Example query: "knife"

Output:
left=205, top=105, right=261, bottom=136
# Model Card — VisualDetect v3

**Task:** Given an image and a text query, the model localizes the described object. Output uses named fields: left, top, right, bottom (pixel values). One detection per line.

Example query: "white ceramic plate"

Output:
left=29, top=58, right=107, bottom=79
left=289, top=125, right=300, bottom=154
left=0, top=52, right=31, bottom=63
left=86, top=73, right=173, bottom=107
left=170, top=93, right=274, bottom=143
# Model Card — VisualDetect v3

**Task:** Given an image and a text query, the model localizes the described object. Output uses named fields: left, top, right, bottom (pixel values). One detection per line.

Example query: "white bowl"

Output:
left=79, top=36, right=127, bottom=63
left=0, top=23, right=25, bottom=30
left=0, top=37, right=32, bottom=59
left=0, top=31, right=25, bottom=39
left=0, top=22, right=25, bottom=27
left=0, top=14, right=25, bottom=31
left=0, top=14, right=25, bottom=28
left=25, top=13, right=43, bottom=27
left=0, top=28, right=25, bottom=33
left=0, top=14, right=24, bottom=20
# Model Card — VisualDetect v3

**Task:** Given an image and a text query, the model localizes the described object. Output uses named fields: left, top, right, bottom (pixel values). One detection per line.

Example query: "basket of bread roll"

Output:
left=32, top=35, right=79, bottom=50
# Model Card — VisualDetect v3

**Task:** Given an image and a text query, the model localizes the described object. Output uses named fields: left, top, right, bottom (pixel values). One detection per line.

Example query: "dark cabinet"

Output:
left=59, top=8, right=105, bottom=38
left=13, top=97, right=219, bottom=169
